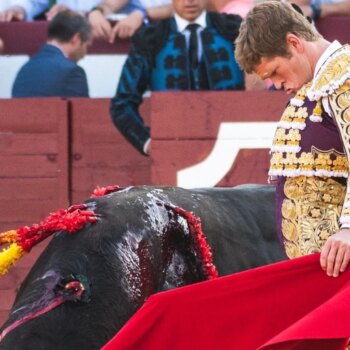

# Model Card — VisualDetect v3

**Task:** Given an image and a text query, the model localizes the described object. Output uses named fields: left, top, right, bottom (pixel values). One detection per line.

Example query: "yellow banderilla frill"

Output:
left=0, top=240, right=25, bottom=277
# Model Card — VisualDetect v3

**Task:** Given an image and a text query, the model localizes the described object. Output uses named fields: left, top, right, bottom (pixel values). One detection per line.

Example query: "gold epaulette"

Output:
left=308, top=44, right=350, bottom=101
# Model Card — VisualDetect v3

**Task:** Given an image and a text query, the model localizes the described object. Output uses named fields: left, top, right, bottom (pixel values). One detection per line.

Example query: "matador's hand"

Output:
left=320, top=228, right=350, bottom=277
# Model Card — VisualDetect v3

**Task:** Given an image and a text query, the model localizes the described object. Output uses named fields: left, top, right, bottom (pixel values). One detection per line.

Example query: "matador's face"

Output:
left=172, top=0, right=208, bottom=22
left=254, top=35, right=314, bottom=94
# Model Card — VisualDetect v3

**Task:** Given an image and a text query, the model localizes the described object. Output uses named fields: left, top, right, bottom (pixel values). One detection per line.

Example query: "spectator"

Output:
left=0, top=0, right=99, bottom=21
left=46, top=1, right=101, bottom=20
left=221, top=0, right=254, bottom=18
left=288, top=0, right=350, bottom=20
left=0, top=0, right=8, bottom=54
left=87, top=0, right=173, bottom=41
left=0, top=0, right=11, bottom=20
left=110, top=0, right=244, bottom=155
left=12, top=10, right=91, bottom=97
left=42, top=0, right=172, bottom=25
left=0, top=0, right=172, bottom=39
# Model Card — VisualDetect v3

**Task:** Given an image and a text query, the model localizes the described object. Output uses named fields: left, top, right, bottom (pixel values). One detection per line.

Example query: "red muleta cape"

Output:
left=103, top=253, right=350, bottom=350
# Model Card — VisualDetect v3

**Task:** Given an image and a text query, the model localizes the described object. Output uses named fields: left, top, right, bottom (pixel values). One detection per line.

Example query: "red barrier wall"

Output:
left=0, top=98, right=151, bottom=228
left=70, top=98, right=150, bottom=203
left=151, top=91, right=289, bottom=186
left=0, top=98, right=69, bottom=230
left=0, top=98, right=69, bottom=326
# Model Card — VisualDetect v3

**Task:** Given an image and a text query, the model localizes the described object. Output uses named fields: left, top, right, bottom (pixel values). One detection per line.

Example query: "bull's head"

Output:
left=0, top=187, right=216, bottom=349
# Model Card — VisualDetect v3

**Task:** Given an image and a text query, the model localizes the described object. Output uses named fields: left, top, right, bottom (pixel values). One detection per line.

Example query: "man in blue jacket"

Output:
left=110, top=0, right=244, bottom=155
left=12, top=10, right=91, bottom=98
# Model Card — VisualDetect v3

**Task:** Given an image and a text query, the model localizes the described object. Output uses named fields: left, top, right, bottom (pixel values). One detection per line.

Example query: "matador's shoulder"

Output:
left=308, top=44, right=350, bottom=101
left=131, top=19, right=171, bottom=56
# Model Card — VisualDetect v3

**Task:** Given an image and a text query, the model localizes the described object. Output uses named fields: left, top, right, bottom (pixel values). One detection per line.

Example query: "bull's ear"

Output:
left=160, top=205, right=218, bottom=291
left=161, top=220, right=205, bottom=291
left=165, top=204, right=218, bottom=281
left=54, top=274, right=91, bottom=303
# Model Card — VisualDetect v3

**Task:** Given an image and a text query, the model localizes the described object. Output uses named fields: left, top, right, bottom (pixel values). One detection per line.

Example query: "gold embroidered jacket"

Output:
left=307, top=44, right=350, bottom=227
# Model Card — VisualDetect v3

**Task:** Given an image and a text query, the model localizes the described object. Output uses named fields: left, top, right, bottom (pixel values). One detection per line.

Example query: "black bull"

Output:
left=0, top=184, right=286, bottom=350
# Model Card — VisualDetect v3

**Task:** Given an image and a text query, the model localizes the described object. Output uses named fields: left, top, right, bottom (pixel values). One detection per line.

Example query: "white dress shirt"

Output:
left=174, top=11, right=207, bottom=62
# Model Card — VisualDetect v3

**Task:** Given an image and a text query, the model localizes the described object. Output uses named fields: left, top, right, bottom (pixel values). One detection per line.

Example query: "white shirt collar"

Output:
left=313, top=40, right=341, bottom=78
left=174, top=11, right=207, bottom=33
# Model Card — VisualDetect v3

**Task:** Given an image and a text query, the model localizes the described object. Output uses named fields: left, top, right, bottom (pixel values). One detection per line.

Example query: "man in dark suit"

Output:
left=12, top=10, right=91, bottom=98
left=110, top=0, right=244, bottom=156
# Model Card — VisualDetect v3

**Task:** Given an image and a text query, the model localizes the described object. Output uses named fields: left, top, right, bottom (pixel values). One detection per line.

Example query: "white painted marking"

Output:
left=177, top=122, right=277, bottom=188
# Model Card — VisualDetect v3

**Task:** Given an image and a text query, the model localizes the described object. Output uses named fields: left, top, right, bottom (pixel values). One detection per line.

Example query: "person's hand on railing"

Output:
left=88, top=8, right=113, bottom=42
left=0, top=6, right=26, bottom=22
left=110, top=10, right=144, bottom=42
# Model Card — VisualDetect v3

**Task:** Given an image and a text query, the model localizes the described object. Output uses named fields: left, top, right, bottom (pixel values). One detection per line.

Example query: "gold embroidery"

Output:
left=310, top=100, right=323, bottom=122
left=272, top=130, right=301, bottom=151
left=282, top=176, right=345, bottom=258
left=328, top=80, right=350, bottom=221
left=278, top=46, right=350, bottom=254
left=315, top=153, right=332, bottom=171
left=270, top=151, right=348, bottom=175
left=295, top=107, right=308, bottom=120
left=299, top=152, right=314, bottom=172
left=313, top=101, right=322, bottom=116
left=310, top=45, right=350, bottom=98
left=280, top=106, right=297, bottom=122
left=270, top=82, right=348, bottom=176
left=333, top=155, right=348, bottom=172
left=337, top=86, right=350, bottom=123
